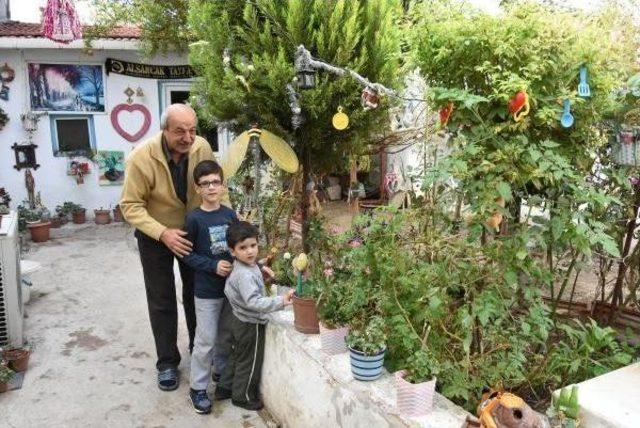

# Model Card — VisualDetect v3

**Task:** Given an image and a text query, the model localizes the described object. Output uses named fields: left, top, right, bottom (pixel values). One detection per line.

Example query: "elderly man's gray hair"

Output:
left=160, top=103, right=197, bottom=130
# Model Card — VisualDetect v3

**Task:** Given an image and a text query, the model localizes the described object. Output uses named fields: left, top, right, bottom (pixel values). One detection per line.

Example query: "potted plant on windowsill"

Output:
left=346, top=315, right=387, bottom=381
left=94, top=207, right=111, bottom=225
left=395, top=349, right=440, bottom=417
left=0, top=362, right=16, bottom=393
left=291, top=253, right=320, bottom=334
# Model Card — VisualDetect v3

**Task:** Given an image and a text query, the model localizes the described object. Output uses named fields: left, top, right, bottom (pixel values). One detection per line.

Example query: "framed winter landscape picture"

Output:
left=28, top=63, right=105, bottom=112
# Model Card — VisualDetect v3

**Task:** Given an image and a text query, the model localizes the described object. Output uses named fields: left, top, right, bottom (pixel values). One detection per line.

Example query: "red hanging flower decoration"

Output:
left=439, top=101, right=454, bottom=127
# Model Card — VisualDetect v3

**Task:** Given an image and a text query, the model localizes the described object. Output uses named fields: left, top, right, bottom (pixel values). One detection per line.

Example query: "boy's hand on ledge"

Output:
left=283, top=289, right=295, bottom=306
left=216, top=260, right=233, bottom=277
left=160, top=229, right=192, bottom=257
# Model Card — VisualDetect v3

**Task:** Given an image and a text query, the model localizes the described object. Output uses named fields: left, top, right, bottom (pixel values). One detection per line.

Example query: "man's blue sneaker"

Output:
left=189, top=388, right=212, bottom=414
left=157, top=367, right=179, bottom=391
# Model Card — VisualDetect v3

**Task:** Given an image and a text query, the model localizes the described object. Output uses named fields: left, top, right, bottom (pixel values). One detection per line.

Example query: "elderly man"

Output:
left=120, top=104, right=228, bottom=391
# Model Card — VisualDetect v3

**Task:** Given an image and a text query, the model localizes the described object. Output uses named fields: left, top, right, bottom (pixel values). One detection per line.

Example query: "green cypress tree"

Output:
left=189, top=0, right=403, bottom=245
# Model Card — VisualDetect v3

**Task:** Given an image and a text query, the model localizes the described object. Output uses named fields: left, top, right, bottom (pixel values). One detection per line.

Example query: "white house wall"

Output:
left=0, top=48, right=198, bottom=215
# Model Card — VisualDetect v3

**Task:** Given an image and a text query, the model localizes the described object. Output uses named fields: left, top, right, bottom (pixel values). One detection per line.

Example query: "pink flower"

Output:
left=323, top=268, right=334, bottom=277
left=330, top=225, right=346, bottom=235
left=348, top=239, right=362, bottom=248
left=630, top=177, right=640, bottom=187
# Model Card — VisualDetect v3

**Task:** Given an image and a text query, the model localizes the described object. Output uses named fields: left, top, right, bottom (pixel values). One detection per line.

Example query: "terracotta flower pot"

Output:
left=319, top=322, right=348, bottom=354
left=3, top=348, right=30, bottom=373
left=113, top=206, right=124, bottom=222
left=27, top=221, right=51, bottom=243
left=395, top=370, right=436, bottom=417
left=0, top=381, right=8, bottom=393
left=50, top=216, right=62, bottom=228
left=292, top=293, right=319, bottom=334
left=72, top=210, right=86, bottom=224
left=94, top=209, right=111, bottom=225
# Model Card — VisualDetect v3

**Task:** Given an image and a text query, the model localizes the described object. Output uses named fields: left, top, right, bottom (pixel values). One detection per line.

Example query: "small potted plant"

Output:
left=2, top=346, right=31, bottom=373
left=53, top=202, right=73, bottom=227
left=0, top=362, right=15, bottom=393
left=94, top=207, right=111, bottom=225
left=71, top=203, right=86, bottom=224
left=19, top=204, right=51, bottom=243
left=346, top=315, right=387, bottom=381
left=291, top=253, right=320, bottom=334
left=396, top=349, right=440, bottom=417
left=113, top=204, right=124, bottom=222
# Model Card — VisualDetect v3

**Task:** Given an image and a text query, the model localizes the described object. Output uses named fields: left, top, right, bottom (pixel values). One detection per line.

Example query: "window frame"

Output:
left=49, top=114, right=97, bottom=157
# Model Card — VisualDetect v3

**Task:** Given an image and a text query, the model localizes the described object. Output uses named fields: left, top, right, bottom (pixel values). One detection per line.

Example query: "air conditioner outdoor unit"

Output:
left=0, top=211, right=23, bottom=348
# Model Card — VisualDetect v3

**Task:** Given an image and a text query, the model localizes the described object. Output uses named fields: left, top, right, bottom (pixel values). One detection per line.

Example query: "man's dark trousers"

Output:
left=219, top=313, right=265, bottom=403
left=135, top=230, right=196, bottom=370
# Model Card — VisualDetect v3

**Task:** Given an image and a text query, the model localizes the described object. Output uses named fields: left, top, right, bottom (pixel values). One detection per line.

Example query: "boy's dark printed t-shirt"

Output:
left=182, top=206, right=237, bottom=299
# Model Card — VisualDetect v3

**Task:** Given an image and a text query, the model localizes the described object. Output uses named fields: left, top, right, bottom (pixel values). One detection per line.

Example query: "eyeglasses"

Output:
left=198, top=180, right=223, bottom=188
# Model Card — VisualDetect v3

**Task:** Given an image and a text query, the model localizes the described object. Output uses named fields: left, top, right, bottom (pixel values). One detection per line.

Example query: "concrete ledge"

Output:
left=558, top=362, right=639, bottom=428
left=262, top=308, right=470, bottom=427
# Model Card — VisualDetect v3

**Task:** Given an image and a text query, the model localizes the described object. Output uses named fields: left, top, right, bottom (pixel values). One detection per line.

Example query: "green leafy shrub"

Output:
left=346, top=315, right=387, bottom=356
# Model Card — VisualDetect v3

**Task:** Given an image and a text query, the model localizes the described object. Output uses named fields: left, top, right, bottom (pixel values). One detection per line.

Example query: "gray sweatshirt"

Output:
left=225, top=260, right=285, bottom=324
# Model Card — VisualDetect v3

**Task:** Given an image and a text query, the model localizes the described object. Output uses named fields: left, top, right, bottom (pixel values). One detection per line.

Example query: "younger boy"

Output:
left=215, top=221, right=294, bottom=411
left=182, top=160, right=236, bottom=414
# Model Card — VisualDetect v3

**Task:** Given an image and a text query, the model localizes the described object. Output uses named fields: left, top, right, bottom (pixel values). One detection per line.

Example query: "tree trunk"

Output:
left=301, top=137, right=310, bottom=253
left=610, top=185, right=640, bottom=321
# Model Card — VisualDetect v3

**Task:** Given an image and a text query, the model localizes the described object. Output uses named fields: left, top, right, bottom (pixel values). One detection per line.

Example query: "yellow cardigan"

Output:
left=120, top=131, right=227, bottom=240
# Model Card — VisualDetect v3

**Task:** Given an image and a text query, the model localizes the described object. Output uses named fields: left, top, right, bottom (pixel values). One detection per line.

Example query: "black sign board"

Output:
left=106, top=58, right=197, bottom=79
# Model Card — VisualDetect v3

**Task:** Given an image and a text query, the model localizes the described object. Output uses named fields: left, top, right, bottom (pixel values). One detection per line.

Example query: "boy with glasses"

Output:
left=182, top=160, right=237, bottom=414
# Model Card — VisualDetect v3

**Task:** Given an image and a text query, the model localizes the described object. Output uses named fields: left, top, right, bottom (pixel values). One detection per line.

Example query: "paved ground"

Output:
left=1, top=222, right=268, bottom=428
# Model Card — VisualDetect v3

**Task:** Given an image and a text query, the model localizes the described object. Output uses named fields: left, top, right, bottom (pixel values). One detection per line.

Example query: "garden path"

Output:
left=1, top=223, right=269, bottom=428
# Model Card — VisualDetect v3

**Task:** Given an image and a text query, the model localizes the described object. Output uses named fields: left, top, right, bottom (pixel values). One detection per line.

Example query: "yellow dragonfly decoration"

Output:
left=225, top=125, right=299, bottom=226
left=225, top=126, right=299, bottom=177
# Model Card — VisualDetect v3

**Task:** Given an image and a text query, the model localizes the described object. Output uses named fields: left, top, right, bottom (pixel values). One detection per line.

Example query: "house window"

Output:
left=50, top=115, right=96, bottom=157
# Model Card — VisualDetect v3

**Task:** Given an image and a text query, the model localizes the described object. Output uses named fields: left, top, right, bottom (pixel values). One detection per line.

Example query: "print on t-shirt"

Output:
left=209, top=225, right=229, bottom=255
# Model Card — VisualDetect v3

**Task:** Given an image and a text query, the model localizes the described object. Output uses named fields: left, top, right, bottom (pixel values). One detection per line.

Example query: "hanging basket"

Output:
left=612, top=126, right=640, bottom=166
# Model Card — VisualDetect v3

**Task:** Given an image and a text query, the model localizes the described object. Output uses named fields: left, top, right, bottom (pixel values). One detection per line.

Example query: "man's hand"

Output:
left=216, top=260, right=233, bottom=277
left=160, top=229, right=193, bottom=257
left=283, top=289, right=295, bottom=306
left=261, top=266, right=275, bottom=283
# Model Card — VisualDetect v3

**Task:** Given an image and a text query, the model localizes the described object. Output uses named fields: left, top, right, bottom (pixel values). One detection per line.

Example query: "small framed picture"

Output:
left=11, top=143, right=40, bottom=171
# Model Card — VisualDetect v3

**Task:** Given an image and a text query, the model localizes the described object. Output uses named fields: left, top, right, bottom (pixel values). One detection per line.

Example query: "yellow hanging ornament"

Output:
left=332, top=106, right=349, bottom=130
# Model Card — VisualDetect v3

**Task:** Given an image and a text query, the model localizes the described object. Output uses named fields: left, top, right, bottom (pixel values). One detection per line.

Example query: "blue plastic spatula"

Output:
left=561, top=99, right=574, bottom=128
left=578, top=66, right=591, bottom=97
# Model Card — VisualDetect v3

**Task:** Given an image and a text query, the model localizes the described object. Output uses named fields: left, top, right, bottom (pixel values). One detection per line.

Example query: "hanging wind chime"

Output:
left=42, top=0, right=83, bottom=44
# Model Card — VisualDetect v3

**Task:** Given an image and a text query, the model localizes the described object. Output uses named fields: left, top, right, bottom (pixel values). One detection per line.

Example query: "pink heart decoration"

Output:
left=111, top=103, right=152, bottom=142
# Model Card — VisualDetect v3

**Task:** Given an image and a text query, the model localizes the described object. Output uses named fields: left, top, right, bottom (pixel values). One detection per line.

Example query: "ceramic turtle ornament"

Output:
left=461, top=387, right=551, bottom=428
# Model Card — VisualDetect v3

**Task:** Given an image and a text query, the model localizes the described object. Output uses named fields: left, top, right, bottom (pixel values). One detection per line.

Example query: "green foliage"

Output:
left=188, top=0, right=404, bottom=174
left=548, top=385, right=580, bottom=425
left=0, top=363, right=15, bottom=383
left=329, top=209, right=637, bottom=410
left=346, top=315, right=387, bottom=356
left=88, top=0, right=192, bottom=56
left=403, top=349, right=440, bottom=384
